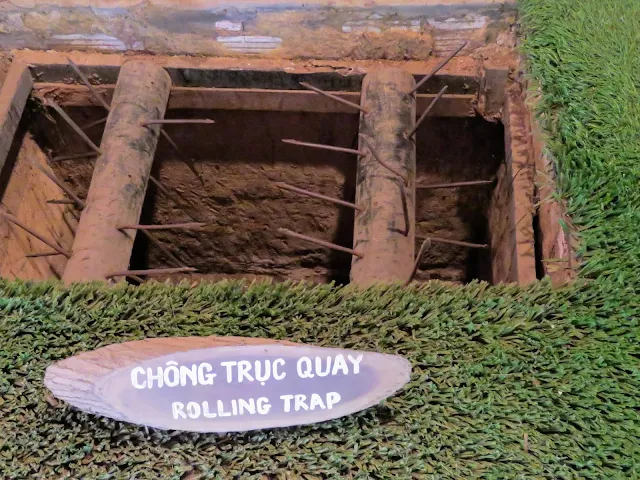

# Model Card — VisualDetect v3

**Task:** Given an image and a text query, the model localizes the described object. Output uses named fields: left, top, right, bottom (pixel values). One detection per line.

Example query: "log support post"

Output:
left=63, top=61, right=171, bottom=283
left=351, top=69, right=416, bottom=286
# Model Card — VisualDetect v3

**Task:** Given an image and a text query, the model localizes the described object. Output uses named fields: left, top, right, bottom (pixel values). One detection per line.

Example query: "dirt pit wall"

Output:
left=0, top=133, right=77, bottom=280
left=32, top=105, right=504, bottom=284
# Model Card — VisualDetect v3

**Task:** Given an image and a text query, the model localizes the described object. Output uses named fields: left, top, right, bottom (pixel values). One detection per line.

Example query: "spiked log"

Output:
left=63, top=62, right=171, bottom=283
left=351, top=69, right=416, bottom=286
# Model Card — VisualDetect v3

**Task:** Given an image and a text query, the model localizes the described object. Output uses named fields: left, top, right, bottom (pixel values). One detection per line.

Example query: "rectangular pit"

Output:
left=29, top=105, right=505, bottom=285
left=0, top=52, right=542, bottom=286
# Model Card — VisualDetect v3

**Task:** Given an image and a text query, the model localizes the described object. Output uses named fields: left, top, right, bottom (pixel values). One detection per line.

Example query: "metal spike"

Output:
left=410, top=41, right=468, bottom=94
left=275, top=182, right=361, bottom=211
left=279, top=228, right=364, bottom=258
left=299, top=82, right=368, bottom=114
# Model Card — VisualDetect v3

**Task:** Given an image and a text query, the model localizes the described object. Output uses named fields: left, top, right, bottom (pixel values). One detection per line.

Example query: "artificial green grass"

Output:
left=0, top=279, right=638, bottom=479
left=520, top=0, right=640, bottom=281
left=1, top=0, right=640, bottom=478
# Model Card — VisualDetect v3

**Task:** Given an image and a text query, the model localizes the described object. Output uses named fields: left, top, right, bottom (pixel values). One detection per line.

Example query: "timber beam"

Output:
left=32, top=84, right=475, bottom=117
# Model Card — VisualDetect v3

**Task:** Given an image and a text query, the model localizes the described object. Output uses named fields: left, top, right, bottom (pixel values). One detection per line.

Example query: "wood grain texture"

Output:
left=62, top=61, right=171, bottom=283
left=33, top=83, right=475, bottom=116
left=351, top=69, right=417, bottom=285
left=0, top=62, right=32, bottom=174
left=44, top=336, right=411, bottom=433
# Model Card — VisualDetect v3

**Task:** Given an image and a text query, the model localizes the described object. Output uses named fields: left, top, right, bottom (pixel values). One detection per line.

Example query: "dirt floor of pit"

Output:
left=31, top=106, right=504, bottom=284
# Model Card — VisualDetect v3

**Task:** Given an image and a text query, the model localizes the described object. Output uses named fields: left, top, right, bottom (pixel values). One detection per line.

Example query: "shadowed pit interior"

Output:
left=28, top=103, right=505, bottom=285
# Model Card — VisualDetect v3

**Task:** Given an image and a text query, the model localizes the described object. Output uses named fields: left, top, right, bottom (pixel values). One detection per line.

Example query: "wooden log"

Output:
left=62, top=61, right=172, bottom=283
left=0, top=62, right=32, bottom=174
left=351, top=69, right=416, bottom=286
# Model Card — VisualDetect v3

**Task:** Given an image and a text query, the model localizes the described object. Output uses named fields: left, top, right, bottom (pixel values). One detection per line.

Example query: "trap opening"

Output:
left=30, top=107, right=504, bottom=285
left=0, top=53, right=539, bottom=286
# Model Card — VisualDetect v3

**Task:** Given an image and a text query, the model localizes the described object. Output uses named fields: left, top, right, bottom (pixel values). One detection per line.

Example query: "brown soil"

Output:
left=0, top=134, right=77, bottom=280
left=31, top=103, right=504, bottom=284
left=0, top=52, right=12, bottom=87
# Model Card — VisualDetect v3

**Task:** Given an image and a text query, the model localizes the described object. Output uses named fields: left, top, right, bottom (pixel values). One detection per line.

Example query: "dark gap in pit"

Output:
left=0, top=107, right=32, bottom=202
left=129, top=192, right=155, bottom=276
left=415, top=117, right=504, bottom=284
left=532, top=211, right=545, bottom=280
left=32, top=64, right=478, bottom=94
left=26, top=103, right=507, bottom=286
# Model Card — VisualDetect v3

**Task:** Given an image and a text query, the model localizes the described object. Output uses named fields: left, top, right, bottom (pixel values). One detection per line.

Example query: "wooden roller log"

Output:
left=351, top=69, right=416, bottom=286
left=63, top=61, right=172, bottom=284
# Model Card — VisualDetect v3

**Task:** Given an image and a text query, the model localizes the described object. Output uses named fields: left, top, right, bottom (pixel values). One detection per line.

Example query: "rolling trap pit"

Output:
left=0, top=52, right=541, bottom=286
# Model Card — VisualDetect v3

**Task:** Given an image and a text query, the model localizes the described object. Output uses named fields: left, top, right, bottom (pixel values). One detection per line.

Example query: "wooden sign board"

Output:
left=44, top=336, right=411, bottom=433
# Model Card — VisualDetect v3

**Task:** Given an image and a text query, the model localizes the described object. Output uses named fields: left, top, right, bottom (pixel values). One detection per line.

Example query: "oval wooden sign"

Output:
left=44, top=336, right=411, bottom=433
